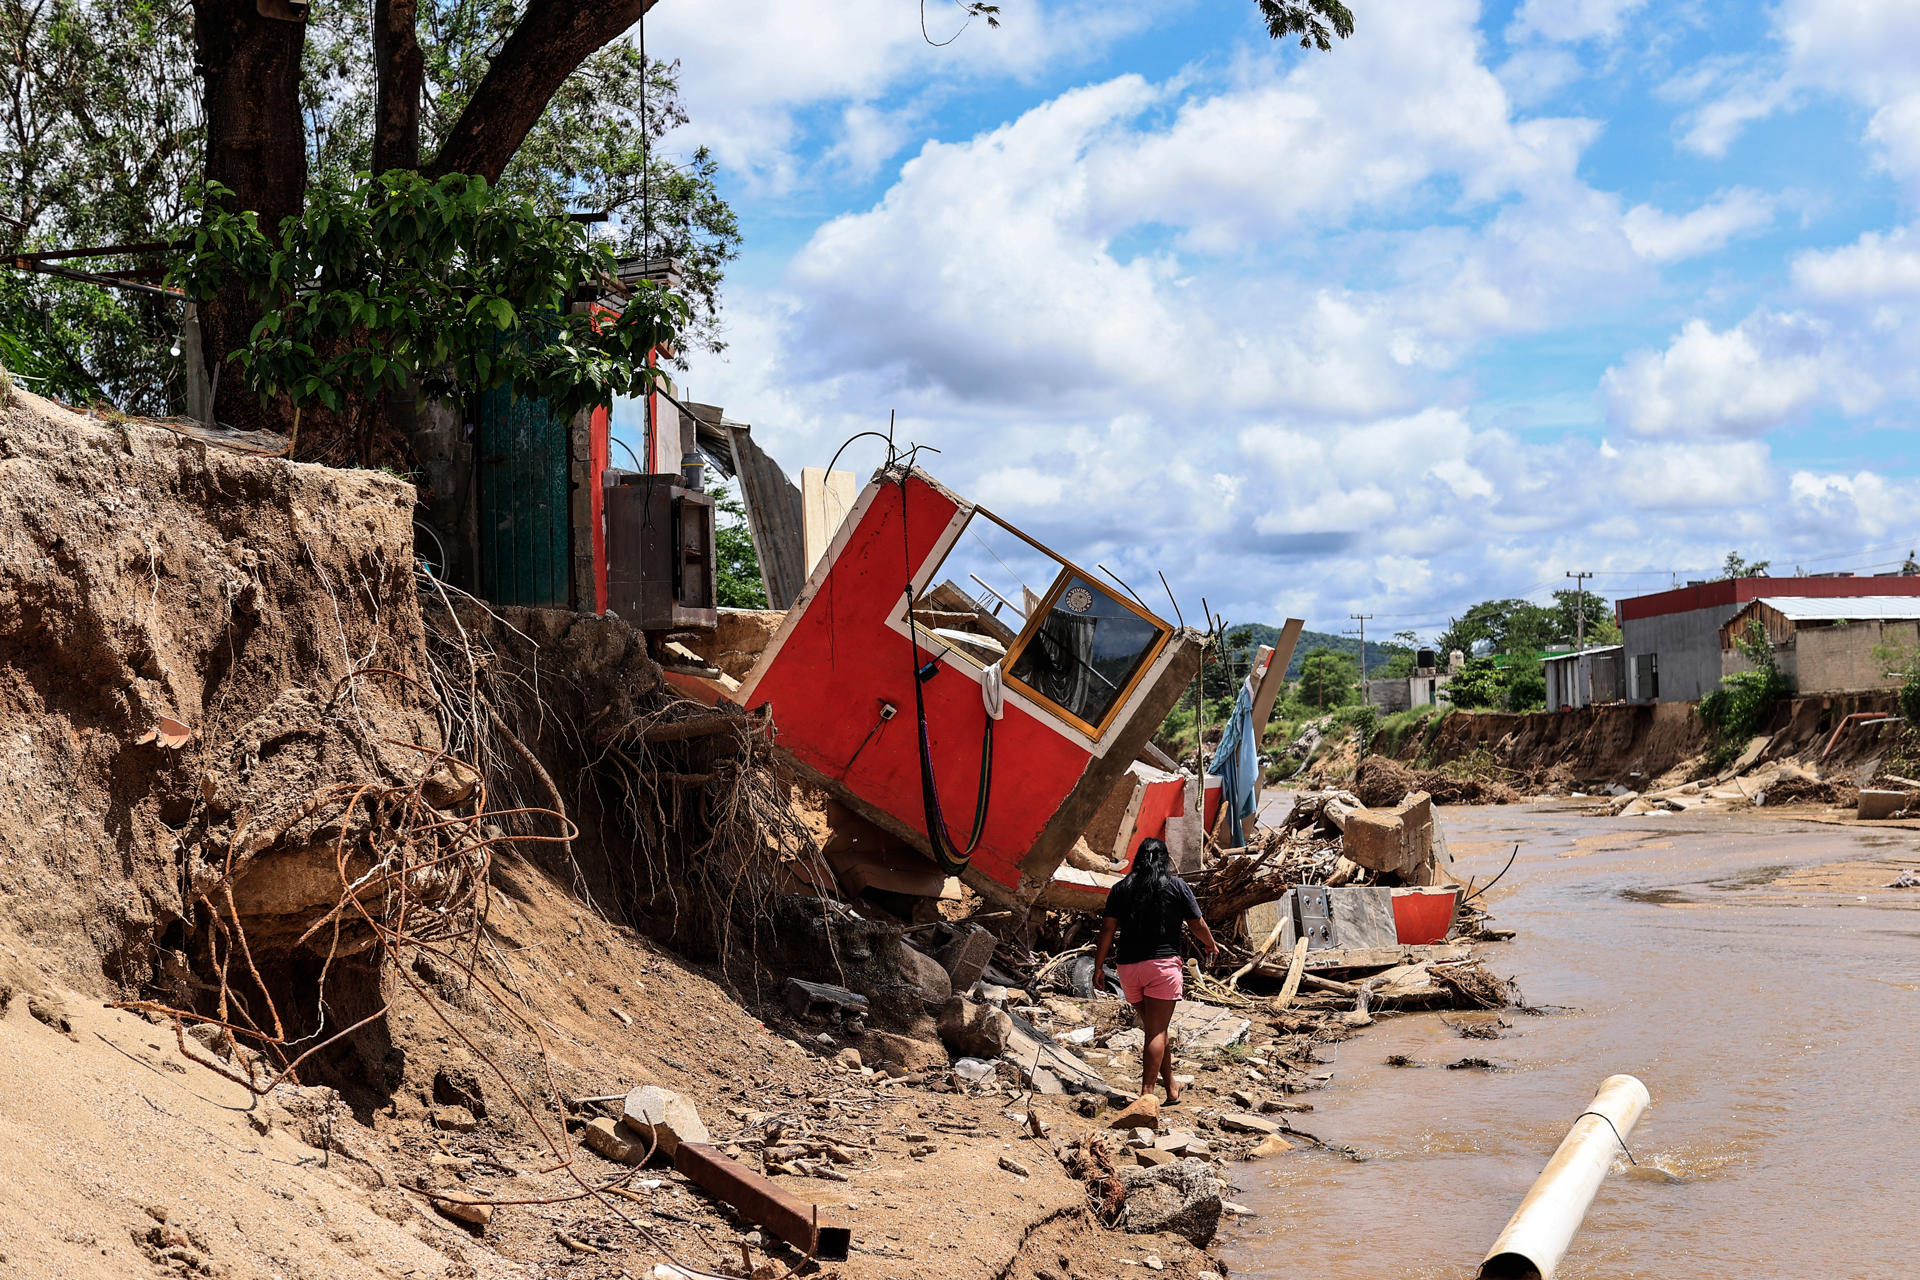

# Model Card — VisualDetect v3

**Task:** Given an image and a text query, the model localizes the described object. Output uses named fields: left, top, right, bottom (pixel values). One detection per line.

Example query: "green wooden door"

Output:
left=477, top=386, right=570, bottom=607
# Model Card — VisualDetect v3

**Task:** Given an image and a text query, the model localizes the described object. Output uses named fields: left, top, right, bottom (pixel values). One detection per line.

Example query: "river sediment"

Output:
left=1224, top=800, right=1920, bottom=1279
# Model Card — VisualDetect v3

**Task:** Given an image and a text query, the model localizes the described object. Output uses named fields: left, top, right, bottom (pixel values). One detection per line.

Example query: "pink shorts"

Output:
left=1117, top=957, right=1184, bottom=1003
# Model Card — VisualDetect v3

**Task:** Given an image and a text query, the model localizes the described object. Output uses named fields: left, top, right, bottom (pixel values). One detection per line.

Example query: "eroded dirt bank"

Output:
left=0, top=389, right=1321, bottom=1280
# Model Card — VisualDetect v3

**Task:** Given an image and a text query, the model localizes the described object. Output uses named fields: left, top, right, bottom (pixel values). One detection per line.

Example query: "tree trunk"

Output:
left=192, top=0, right=306, bottom=433
left=425, top=0, right=658, bottom=182
left=371, top=0, right=423, bottom=174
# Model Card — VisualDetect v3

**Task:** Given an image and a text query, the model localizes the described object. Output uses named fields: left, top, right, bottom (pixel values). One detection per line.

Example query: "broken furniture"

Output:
left=734, top=466, right=1203, bottom=907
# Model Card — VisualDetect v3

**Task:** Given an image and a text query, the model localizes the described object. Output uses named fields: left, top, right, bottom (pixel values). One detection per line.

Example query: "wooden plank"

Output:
left=1251, top=941, right=1472, bottom=977
left=1253, top=618, right=1305, bottom=740
left=800, top=467, right=859, bottom=575
left=725, top=423, right=806, bottom=609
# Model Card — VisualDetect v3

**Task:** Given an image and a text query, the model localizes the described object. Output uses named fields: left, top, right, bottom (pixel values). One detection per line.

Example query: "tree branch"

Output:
left=423, top=0, right=659, bottom=182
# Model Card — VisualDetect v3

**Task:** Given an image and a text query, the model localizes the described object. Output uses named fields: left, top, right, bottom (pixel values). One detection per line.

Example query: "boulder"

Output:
left=432, top=1105, right=478, bottom=1133
left=1119, top=1157, right=1224, bottom=1246
left=937, top=997, right=1012, bottom=1060
left=620, top=1086, right=710, bottom=1158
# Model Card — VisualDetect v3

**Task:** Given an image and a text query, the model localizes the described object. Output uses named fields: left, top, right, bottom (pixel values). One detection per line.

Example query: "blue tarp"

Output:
left=1208, top=681, right=1258, bottom=834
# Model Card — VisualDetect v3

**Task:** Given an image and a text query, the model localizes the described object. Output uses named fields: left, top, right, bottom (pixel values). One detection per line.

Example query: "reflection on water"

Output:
left=1222, top=803, right=1920, bottom=1279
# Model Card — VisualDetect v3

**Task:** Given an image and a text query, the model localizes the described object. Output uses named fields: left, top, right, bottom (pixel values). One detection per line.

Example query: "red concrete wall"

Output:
left=1620, top=575, right=1920, bottom=622
left=741, top=474, right=1097, bottom=894
left=1123, top=774, right=1187, bottom=867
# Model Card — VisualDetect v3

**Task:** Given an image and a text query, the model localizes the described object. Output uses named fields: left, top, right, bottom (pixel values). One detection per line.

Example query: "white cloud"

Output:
left=645, top=0, right=1157, bottom=185
left=669, top=0, right=1920, bottom=638
left=1508, top=0, right=1648, bottom=45
left=1602, top=315, right=1836, bottom=438
left=1787, top=469, right=1915, bottom=538
left=1497, top=48, right=1584, bottom=107
left=1623, top=188, right=1774, bottom=262
left=1792, top=224, right=1920, bottom=300
left=1608, top=441, right=1775, bottom=509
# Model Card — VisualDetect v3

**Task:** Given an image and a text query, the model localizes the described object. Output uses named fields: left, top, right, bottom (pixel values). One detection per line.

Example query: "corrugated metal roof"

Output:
left=1750, top=596, right=1920, bottom=621
left=1541, top=645, right=1624, bottom=664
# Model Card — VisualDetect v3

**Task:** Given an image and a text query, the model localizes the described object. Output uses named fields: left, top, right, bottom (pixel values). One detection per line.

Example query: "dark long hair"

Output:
left=1118, top=836, right=1175, bottom=899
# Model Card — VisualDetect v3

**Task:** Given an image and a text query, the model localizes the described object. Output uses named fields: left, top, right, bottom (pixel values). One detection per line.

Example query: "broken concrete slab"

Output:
left=1169, top=1001, right=1251, bottom=1053
left=1218, top=1113, right=1280, bottom=1135
left=934, top=925, right=997, bottom=992
left=1331, top=792, right=1436, bottom=877
left=1860, top=790, right=1907, bottom=820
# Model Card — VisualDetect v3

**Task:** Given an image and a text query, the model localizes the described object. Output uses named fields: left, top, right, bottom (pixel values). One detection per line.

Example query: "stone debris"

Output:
left=582, top=1116, right=651, bottom=1163
left=1118, top=1157, right=1225, bottom=1246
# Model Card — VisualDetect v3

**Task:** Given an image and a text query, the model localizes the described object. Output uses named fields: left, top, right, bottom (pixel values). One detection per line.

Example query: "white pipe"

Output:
left=1476, top=1074, right=1651, bottom=1280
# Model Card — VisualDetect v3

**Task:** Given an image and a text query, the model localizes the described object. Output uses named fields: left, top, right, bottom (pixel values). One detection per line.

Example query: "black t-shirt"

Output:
left=1102, top=876, right=1203, bottom=965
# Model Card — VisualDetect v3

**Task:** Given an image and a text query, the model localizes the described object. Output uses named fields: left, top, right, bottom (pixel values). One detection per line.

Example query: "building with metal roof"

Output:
left=1719, top=596, right=1920, bottom=695
left=1616, top=575, right=1920, bottom=702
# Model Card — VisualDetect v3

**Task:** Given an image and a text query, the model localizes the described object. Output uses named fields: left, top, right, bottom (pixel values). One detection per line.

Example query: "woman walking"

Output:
left=1092, top=837, right=1218, bottom=1103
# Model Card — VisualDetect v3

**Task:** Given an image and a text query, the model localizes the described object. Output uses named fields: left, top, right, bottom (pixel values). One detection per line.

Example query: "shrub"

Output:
left=1698, top=619, right=1790, bottom=763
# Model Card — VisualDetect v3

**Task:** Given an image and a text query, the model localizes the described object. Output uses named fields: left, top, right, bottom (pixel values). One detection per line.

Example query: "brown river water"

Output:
left=1221, top=800, right=1920, bottom=1279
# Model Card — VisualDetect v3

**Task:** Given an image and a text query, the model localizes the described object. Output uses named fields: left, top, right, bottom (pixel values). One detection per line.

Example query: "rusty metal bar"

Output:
left=672, top=1142, right=850, bottom=1262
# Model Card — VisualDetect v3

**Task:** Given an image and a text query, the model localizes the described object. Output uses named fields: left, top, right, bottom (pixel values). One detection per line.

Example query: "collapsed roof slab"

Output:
left=735, top=465, right=1202, bottom=909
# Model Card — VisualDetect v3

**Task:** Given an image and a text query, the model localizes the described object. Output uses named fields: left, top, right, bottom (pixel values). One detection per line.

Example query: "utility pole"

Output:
left=1350, top=612, right=1374, bottom=686
left=1565, top=571, right=1592, bottom=651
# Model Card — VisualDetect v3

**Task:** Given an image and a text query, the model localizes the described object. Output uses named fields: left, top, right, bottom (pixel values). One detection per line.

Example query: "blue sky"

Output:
left=618, top=0, right=1920, bottom=640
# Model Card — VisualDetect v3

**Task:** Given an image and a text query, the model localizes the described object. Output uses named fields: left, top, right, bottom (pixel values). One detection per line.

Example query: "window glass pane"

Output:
left=910, top=513, right=1065, bottom=666
left=1010, top=574, right=1165, bottom=730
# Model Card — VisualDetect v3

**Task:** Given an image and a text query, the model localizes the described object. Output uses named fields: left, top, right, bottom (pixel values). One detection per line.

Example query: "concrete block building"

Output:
left=1618, top=575, right=1920, bottom=702
left=1720, top=597, right=1920, bottom=694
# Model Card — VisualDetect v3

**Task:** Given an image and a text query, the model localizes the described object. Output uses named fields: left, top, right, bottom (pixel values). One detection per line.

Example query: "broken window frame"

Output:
left=905, top=506, right=1173, bottom=741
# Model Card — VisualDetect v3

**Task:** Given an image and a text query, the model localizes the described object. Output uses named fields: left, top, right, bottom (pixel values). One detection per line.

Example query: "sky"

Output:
left=615, top=0, right=1920, bottom=642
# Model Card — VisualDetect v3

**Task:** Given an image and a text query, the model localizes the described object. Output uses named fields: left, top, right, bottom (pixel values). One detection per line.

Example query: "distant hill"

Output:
left=1224, top=623, right=1402, bottom=679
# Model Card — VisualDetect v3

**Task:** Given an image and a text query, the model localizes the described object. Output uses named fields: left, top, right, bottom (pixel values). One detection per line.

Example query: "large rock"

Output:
left=897, top=944, right=954, bottom=1005
left=1119, top=1157, right=1224, bottom=1246
left=620, top=1086, right=710, bottom=1158
left=937, top=997, right=1012, bottom=1060
left=1106, top=1094, right=1160, bottom=1133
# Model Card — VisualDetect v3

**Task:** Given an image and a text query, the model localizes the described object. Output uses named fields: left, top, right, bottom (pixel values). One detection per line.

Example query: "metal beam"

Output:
left=672, top=1142, right=850, bottom=1261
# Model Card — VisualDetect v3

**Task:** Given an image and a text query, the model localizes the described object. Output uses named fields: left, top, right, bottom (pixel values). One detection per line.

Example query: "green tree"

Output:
left=1503, top=659, right=1546, bottom=712
left=0, top=0, right=200, bottom=411
left=303, top=0, right=738, bottom=355
left=713, top=482, right=766, bottom=609
left=1716, top=551, right=1771, bottom=580
left=1443, top=656, right=1508, bottom=710
left=1439, top=598, right=1526, bottom=658
left=1550, top=588, right=1612, bottom=647
left=169, top=172, right=684, bottom=466
left=1296, top=647, right=1356, bottom=710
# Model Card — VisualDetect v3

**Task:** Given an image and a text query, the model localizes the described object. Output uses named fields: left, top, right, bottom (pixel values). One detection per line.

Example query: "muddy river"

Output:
left=1222, top=800, right=1920, bottom=1279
